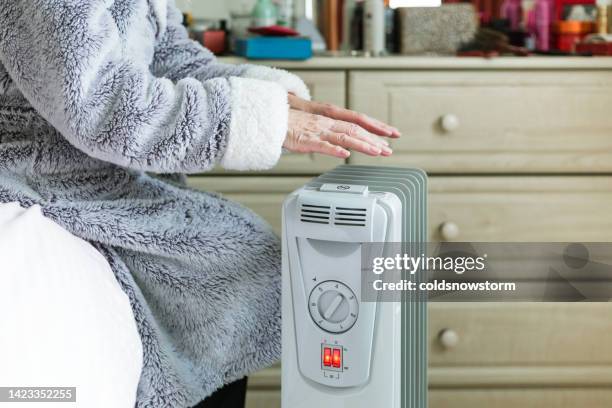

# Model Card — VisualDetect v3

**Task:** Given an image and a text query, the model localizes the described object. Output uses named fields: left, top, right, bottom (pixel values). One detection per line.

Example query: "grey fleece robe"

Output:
left=0, top=0, right=310, bottom=406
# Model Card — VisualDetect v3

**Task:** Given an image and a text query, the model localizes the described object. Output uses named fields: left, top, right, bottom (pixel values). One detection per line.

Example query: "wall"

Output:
left=175, top=0, right=257, bottom=19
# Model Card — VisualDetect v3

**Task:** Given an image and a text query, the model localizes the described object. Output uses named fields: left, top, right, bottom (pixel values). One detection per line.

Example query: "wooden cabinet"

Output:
left=189, top=175, right=612, bottom=407
left=200, top=57, right=612, bottom=408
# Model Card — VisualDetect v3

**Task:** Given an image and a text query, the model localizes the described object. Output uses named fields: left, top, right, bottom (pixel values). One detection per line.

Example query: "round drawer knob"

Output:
left=440, top=114, right=460, bottom=132
left=439, top=221, right=460, bottom=241
left=439, top=328, right=460, bottom=349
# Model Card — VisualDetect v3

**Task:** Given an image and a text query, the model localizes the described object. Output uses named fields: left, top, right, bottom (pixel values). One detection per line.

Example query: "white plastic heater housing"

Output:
left=282, top=183, right=403, bottom=408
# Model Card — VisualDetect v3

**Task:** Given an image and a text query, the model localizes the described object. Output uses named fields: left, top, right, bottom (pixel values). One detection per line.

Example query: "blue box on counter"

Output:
left=234, top=37, right=312, bottom=60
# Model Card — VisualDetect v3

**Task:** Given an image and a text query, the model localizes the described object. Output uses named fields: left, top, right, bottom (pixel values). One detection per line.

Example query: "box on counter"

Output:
left=234, top=37, right=312, bottom=60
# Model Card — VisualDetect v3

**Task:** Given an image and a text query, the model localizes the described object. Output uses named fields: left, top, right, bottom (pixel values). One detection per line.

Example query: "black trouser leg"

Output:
left=192, top=377, right=248, bottom=408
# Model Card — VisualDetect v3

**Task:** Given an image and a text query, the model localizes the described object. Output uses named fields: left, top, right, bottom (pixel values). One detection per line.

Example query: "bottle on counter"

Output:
left=363, top=0, right=385, bottom=55
left=278, top=0, right=294, bottom=27
left=534, top=0, right=552, bottom=51
left=597, top=4, right=609, bottom=35
left=342, top=0, right=358, bottom=51
left=252, top=0, right=277, bottom=27
left=384, top=5, right=399, bottom=54
left=352, top=1, right=365, bottom=51
left=500, top=0, right=522, bottom=31
left=552, top=20, right=595, bottom=52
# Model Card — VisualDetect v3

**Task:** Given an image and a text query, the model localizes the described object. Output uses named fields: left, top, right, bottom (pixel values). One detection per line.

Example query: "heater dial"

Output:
left=309, top=281, right=359, bottom=334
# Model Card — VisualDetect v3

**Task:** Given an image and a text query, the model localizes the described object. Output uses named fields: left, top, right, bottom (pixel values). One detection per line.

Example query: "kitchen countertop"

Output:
left=219, top=55, right=612, bottom=70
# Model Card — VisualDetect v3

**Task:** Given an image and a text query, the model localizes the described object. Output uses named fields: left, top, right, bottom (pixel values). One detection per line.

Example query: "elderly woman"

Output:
left=0, top=0, right=398, bottom=407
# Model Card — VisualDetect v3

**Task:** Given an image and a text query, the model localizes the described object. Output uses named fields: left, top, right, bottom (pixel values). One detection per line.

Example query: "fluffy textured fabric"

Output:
left=0, top=0, right=309, bottom=406
left=223, top=77, right=289, bottom=170
left=243, top=65, right=312, bottom=100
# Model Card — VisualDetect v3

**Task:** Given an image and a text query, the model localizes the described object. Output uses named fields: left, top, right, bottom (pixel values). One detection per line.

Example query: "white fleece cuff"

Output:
left=242, top=65, right=311, bottom=100
left=221, top=77, right=289, bottom=171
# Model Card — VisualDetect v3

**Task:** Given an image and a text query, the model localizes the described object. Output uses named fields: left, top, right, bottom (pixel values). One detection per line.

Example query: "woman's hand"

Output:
left=284, top=95, right=401, bottom=159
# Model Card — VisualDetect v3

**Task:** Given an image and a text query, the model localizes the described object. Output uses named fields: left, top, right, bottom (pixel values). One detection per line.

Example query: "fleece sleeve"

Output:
left=0, top=0, right=288, bottom=172
left=151, top=0, right=311, bottom=100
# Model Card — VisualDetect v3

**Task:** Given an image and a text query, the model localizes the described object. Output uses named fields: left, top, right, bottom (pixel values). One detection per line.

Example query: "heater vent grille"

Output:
left=300, top=204, right=331, bottom=224
left=333, top=207, right=367, bottom=227
left=300, top=204, right=368, bottom=226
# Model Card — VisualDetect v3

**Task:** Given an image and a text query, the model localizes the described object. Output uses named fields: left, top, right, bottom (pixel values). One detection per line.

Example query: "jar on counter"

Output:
left=552, top=20, right=595, bottom=52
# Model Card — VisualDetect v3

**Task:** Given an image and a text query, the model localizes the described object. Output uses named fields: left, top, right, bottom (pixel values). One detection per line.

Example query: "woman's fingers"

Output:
left=288, top=95, right=401, bottom=138
left=314, top=102, right=401, bottom=138
left=329, top=121, right=393, bottom=155
left=321, top=132, right=390, bottom=157
left=309, top=139, right=351, bottom=159
left=291, top=132, right=350, bottom=158
left=284, top=109, right=393, bottom=158
left=287, top=94, right=310, bottom=111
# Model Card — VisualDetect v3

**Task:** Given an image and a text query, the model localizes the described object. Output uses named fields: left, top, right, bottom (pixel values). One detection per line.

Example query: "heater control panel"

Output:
left=308, top=280, right=359, bottom=334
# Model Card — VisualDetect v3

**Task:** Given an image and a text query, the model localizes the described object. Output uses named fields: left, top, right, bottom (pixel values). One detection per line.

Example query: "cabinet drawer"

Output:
left=430, top=302, right=612, bottom=366
left=430, top=176, right=612, bottom=242
left=348, top=71, right=612, bottom=173
left=190, top=176, right=612, bottom=241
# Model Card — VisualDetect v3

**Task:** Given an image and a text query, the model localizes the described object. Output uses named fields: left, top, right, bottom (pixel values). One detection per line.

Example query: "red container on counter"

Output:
left=552, top=21, right=596, bottom=52
left=190, top=29, right=227, bottom=55
left=201, top=30, right=226, bottom=55
left=576, top=41, right=612, bottom=55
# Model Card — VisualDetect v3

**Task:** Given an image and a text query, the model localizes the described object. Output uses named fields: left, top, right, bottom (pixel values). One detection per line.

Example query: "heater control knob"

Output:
left=309, top=281, right=359, bottom=334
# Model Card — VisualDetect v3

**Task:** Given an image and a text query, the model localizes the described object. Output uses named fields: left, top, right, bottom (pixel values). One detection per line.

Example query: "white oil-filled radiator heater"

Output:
left=282, top=165, right=428, bottom=408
